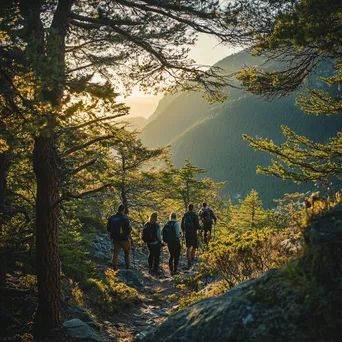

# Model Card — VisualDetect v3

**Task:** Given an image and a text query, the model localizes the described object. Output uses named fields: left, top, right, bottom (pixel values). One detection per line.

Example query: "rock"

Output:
left=134, top=327, right=154, bottom=341
left=151, top=309, right=169, bottom=317
left=134, top=319, right=148, bottom=326
left=141, top=271, right=301, bottom=342
left=69, top=305, right=99, bottom=328
left=63, top=319, right=103, bottom=341
left=142, top=210, right=342, bottom=342
left=94, top=251, right=110, bottom=262
left=116, top=269, right=144, bottom=289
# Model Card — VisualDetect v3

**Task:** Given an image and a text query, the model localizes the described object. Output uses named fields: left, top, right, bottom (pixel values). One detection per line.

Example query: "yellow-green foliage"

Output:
left=178, top=291, right=208, bottom=310
left=86, top=269, right=140, bottom=313
left=59, top=227, right=97, bottom=283
left=202, top=227, right=300, bottom=288
left=71, top=283, right=86, bottom=308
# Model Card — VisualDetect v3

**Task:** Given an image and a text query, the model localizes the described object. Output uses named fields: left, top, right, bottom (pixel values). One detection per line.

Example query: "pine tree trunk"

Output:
left=0, top=152, right=10, bottom=287
left=33, top=136, right=61, bottom=334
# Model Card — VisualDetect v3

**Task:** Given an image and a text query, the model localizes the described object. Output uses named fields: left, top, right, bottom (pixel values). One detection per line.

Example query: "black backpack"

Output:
left=162, top=221, right=177, bottom=244
left=184, top=213, right=196, bottom=235
left=142, top=222, right=157, bottom=243
left=201, top=208, right=212, bottom=225
left=108, top=215, right=127, bottom=240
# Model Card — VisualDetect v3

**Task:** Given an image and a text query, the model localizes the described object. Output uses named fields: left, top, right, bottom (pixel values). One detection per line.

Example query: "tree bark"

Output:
left=0, top=152, right=10, bottom=287
left=33, top=136, right=61, bottom=334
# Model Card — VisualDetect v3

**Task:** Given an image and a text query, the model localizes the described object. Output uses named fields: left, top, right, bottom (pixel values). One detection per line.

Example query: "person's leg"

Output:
left=191, top=246, right=196, bottom=262
left=112, top=240, right=121, bottom=270
left=153, top=244, right=161, bottom=272
left=122, top=239, right=131, bottom=269
left=147, top=244, right=153, bottom=270
left=206, top=226, right=212, bottom=244
left=168, top=245, right=174, bottom=275
left=174, top=243, right=181, bottom=273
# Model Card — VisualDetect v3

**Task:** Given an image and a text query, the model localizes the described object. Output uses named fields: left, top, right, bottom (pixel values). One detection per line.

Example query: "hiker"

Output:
left=107, top=204, right=131, bottom=270
left=142, top=212, right=163, bottom=275
left=162, top=212, right=181, bottom=276
left=198, top=202, right=217, bottom=245
left=181, top=204, right=201, bottom=269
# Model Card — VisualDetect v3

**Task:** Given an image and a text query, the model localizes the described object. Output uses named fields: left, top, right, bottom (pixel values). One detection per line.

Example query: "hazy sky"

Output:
left=124, top=34, right=241, bottom=119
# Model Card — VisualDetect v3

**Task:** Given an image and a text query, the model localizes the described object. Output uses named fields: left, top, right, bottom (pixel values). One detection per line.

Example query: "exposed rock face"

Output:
left=63, top=318, right=103, bottom=342
left=141, top=270, right=300, bottom=342
left=142, top=205, right=342, bottom=342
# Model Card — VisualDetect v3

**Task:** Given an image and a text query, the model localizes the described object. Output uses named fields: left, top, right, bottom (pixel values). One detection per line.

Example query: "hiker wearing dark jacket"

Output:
left=199, top=202, right=217, bottom=245
left=181, top=204, right=201, bottom=269
left=162, top=212, right=181, bottom=276
left=107, top=204, right=131, bottom=270
left=145, top=212, right=163, bottom=274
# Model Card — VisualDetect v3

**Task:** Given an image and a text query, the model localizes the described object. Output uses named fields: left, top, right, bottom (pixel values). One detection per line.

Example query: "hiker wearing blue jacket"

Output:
left=107, top=204, right=131, bottom=270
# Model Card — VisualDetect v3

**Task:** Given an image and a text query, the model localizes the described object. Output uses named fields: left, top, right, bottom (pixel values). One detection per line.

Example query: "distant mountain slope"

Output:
left=141, top=51, right=342, bottom=206
left=121, top=116, right=148, bottom=131
left=171, top=94, right=341, bottom=205
left=141, top=92, right=211, bottom=147
left=146, top=93, right=180, bottom=123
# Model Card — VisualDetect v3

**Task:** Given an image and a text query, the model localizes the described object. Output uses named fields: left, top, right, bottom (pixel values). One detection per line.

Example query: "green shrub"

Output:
left=59, top=228, right=97, bottom=283
left=201, top=227, right=300, bottom=289
left=86, top=269, right=140, bottom=313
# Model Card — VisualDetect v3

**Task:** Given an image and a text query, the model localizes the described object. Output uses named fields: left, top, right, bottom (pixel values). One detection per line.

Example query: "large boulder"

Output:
left=63, top=318, right=103, bottom=341
left=142, top=205, right=342, bottom=342
left=141, top=270, right=302, bottom=342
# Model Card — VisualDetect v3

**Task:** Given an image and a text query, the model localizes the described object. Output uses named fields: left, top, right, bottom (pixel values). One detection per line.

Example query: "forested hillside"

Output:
left=142, top=51, right=342, bottom=206
left=2, top=1, right=342, bottom=341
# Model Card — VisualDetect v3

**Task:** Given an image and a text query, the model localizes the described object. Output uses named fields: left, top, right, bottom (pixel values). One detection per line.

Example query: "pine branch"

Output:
left=61, top=135, right=116, bottom=156
left=69, top=155, right=99, bottom=175
left=57, top=114, right=125, bottom=136
left=64, top=183, right=114, bottom=199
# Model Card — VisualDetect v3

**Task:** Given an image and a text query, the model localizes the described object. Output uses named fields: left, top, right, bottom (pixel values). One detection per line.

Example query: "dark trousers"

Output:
left=147, top=243, right=161, bottom=271
left=168, top=242, right=181, bottom=274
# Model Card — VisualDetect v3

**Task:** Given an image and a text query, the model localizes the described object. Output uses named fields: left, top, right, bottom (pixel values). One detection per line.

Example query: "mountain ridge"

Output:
left=140, top=51, right=342, bottom=206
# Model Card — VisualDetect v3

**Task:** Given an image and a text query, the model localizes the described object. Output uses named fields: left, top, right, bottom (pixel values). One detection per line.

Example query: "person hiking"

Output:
left=162, top=212, right=181, bottom=276
left=107, top=204, right=131, bottom=270
left=198, top=202, right=217, bottom=245
left=181, top=204, right=201, bottom=269
left=142, top=212, right=163, bottom=275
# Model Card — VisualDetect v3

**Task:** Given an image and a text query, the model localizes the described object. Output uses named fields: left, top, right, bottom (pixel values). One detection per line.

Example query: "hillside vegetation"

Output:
left=141, top=51, right=342, bottom=206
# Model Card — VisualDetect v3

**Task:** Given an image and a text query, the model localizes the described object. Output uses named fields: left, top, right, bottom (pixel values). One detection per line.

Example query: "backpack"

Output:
left=142, top=222, right=157, bottom=243
left=162, top=221, right=177, bottom=244
left=184, top=213, right=195, bottom=235
left=108, top=215, right=127, bottom=240
left=201, top=208, right=212, bottom=225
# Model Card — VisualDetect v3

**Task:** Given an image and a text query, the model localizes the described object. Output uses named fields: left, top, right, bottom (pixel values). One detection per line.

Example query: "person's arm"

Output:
left=194, top=214, right=201, bottom=230
left=106, top=217, right=111, bottom=233
left=175, top=222, right=181, bottom=239
left=156, top=224, right=162, bottom=242
left=123, top=216, right=131, bottom=234
left=211, top=210, right=217, bottom=224
left=181, top=215, right=185, bottom=233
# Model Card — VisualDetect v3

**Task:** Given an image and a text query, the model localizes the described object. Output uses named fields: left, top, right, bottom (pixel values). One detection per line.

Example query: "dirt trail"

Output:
left=99, top=247, right=192, bottom=342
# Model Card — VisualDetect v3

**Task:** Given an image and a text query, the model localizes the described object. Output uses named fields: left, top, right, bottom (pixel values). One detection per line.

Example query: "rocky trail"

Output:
left=61, top=234, right=196, bottom=342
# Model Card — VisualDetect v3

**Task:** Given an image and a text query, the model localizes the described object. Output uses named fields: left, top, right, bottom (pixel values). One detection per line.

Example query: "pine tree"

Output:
left=0, top=1, right=240, bottom=333
left=232, top=0, right=342, bottom=186
left=229, top=190, right=270, bottom=231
